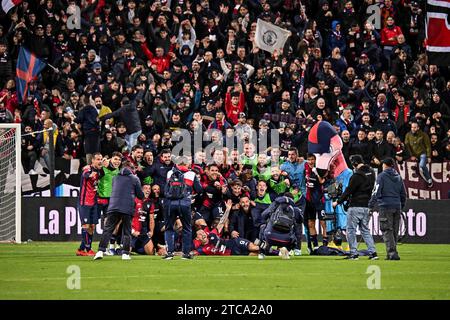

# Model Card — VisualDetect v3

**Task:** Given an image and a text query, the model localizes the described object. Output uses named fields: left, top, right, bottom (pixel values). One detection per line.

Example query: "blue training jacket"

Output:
left=107, top=167, right=144, bottom=216
left=369, top=168, right=406, bottom=210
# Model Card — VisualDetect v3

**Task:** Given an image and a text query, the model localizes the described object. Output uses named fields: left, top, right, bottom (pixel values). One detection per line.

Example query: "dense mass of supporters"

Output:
left=0, top=0, right=450, bottom=254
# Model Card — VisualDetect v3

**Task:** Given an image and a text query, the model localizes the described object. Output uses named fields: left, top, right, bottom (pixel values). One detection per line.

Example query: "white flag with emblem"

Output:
left=255, top=18, right=291, bottom=54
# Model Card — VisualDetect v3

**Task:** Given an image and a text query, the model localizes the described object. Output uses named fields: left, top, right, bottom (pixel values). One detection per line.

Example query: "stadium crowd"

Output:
left=1, top=0, right=450, bottom=256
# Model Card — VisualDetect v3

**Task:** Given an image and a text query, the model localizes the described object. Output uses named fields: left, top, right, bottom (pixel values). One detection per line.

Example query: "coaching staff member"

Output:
left=94, top=160, right=144, bottom=261
left=332, top=155, right=377, bottom=260
left=163, top=156, right=202, bottom=260
left=369, top=157, right=406, bottom=260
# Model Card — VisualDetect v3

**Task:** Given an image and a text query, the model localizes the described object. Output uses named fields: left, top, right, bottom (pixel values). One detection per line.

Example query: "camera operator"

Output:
left=332, top=155, right=378, bottom=260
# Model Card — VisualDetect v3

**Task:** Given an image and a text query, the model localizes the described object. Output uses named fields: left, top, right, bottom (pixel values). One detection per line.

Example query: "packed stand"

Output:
left=0, top=0, right=449, bottom=255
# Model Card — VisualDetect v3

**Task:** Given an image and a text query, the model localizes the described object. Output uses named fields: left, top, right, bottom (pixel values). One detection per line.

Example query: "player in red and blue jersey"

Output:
left=131, top=184, right=156, bottom=255
left=304, top=153, right=327, bottom=253
left=193, top=200, right=260, bottom=256
left=76, top=152, right=103, bottom=256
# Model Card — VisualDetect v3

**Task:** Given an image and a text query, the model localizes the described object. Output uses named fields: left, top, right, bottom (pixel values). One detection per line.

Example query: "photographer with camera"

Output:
left=332, top=155, right=378, bottom=260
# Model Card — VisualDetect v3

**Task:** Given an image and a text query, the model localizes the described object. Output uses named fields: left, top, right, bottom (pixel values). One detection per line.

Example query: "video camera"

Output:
left=324, top=179, right=343, bottom=200
left=323, top=179, right=344, bottom=221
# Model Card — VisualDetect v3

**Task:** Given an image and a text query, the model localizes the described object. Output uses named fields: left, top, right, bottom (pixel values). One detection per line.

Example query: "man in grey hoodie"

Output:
left=369, top=157, right=406, bottom=260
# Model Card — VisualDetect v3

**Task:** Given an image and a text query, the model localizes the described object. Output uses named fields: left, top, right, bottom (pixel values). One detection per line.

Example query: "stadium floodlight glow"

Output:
left=0, top=124, right=21, bottom=243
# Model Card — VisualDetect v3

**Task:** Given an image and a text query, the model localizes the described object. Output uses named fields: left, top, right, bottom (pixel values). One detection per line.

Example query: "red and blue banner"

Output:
left=426, top=0, right=450, bottom=65
left=15, top=47, right=47, bottom=103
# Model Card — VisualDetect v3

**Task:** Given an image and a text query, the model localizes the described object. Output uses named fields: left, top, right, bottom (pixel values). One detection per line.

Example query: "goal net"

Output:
left=0, top=124, right=21, bottom=243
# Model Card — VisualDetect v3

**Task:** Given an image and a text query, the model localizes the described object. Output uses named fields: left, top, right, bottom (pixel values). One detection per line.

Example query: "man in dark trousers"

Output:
left=163, top=156, right=202, bottom=260
left=258, top=193, right=303, bottom=260
left=332, top=155, right=378, bottom=260
left=369, top=157, right=406, bottom=260
left=94, top=160, right=144, bottom=261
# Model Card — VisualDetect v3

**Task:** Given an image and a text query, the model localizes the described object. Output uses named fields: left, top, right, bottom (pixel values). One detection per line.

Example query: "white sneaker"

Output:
left=104, top=249, right=114, bottom=256
left=122, top=254, right=131, bottom=260
left=258, top=253, right=265, bottom=260
left=293, top=249, right=302, bottom=256
left=93, top=251, right=103, bottom=260
left=280, top=247, right=290, bottom=260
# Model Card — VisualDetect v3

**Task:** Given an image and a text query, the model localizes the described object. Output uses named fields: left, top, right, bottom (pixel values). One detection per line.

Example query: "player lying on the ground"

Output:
left=192, top=200, right=260, bottom=256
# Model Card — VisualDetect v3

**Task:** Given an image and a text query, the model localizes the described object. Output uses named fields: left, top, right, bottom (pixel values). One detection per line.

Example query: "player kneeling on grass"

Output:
left=131, top=184, right=156, bottom=255
left=258, top=193, right=303, bottom=260
left=77, top=153, right=103, bottom=257
left=193, top=200, right=260, bottom=256
left=94, top=161, right=144, bottom=260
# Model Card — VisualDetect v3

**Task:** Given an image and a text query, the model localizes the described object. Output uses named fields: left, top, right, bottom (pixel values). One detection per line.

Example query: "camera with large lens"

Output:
left=325, top=179, right=343, bottom=200
left=323, top=179, right=343, bottom=221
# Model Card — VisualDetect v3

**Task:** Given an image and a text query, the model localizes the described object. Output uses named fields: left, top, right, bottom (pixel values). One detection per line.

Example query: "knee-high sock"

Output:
left=80, top=229, right=88, bottom=250
left=307, top=233, right=313, bottom=250
left=311, top=234, right=318, bottom=248
left=85, top=231, right=93, bottom=251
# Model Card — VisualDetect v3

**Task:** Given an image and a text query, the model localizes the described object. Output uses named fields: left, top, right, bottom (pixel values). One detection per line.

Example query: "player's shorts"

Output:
left=226, top=237, right=250, bottom=256
left=304, top=201, right=326, bottom=221
left=79, top=205, right=100, bottom=225
left=97, top=198, right=109, bottom=215
left=131, top=235, right=151, bottom=254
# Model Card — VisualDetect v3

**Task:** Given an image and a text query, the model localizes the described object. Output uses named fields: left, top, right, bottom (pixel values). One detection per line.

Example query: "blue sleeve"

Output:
left=261, top=201, right=277, bottom=221
left=194, top=89, right=202, bottom=111
left=135, top=177, right=144, bottom=200
left=299, top=162, right=306, bottom=195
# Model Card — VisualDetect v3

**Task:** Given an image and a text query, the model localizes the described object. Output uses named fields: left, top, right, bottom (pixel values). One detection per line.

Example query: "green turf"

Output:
left=0, top=242, right=449, bottom=300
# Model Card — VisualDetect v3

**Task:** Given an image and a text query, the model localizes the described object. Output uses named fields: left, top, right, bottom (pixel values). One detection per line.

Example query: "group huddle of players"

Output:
left=76, top=144, right=330, bottom=257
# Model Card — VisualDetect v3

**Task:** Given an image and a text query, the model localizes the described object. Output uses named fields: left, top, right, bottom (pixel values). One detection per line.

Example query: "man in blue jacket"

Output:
left=258, top=193, right=303, bottom=260
left=94, top=160, right=144, bottom=261
left=369, top=157, right=406, bottom=260
left=163, top=156, right=202, bottom=260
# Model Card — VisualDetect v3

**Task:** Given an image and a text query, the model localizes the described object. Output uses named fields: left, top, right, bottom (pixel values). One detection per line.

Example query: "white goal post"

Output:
left=0, top=123, right=21, bottom=243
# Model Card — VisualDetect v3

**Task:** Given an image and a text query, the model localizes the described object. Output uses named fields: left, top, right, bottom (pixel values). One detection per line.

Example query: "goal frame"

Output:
left=0, top=123, right=21, bottom=243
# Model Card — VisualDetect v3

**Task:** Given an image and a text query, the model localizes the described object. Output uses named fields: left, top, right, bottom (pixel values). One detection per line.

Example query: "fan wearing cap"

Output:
left=374, top=106, right=397, bottom=136
left=234, top=112, right=252, bottom=140
left=307, top=121, right=353, bottom=241
left=25, top=23, right=50, bottom=59
left=91, top=62, right=104, bottom=83
left=355, top=53, right=372, bottom=78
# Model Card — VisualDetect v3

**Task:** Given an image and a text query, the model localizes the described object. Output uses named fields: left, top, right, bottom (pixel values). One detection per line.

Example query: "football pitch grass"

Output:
left=0, top=242, right=449, bottom=300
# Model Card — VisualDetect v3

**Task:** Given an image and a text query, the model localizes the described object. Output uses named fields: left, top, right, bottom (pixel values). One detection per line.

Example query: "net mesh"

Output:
left=0, top=127, right=17, bottom=242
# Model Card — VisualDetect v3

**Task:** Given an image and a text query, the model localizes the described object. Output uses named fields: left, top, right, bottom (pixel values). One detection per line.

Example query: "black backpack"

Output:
left=270, top=202, right=295, bottom=233
left=165, top=168, right=186, bottom=200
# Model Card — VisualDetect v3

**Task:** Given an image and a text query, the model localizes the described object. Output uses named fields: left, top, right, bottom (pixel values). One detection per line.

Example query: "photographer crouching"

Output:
left=332, top=155, right=378, bottom=260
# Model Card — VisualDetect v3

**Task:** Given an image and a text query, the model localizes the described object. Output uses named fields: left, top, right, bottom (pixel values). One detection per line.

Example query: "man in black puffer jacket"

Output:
left=99, top=96, right=142, bottom=150
left=95, top=161, right=144, bottom=261
left=333, top=154, right=377, bottom=260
